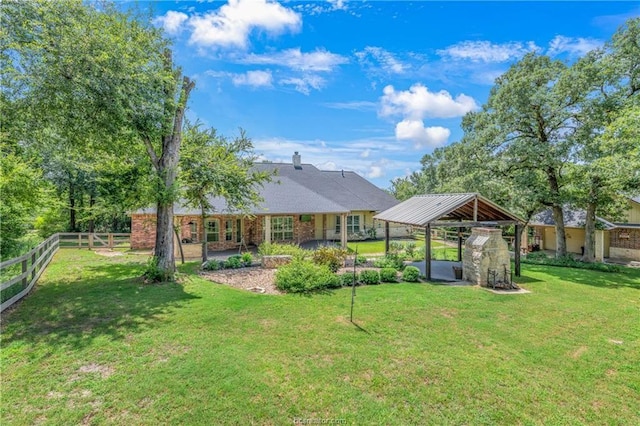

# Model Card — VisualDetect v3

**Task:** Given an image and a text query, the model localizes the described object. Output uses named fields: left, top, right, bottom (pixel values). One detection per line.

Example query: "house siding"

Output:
left=610, top=227, right=640, bottom=261
left=131, top=214, right=157, bottom=249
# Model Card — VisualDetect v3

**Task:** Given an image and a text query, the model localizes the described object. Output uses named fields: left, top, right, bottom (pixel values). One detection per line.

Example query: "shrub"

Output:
left=143, top=256, right=165, bottom=283
left=224, top=256, right=243, bottom=269
left=355, top=255, right=367, bottom=265
left=258, top=242, right=309, bottom=260
left=405, top=242, right=416, bottom=259
left=412, top=246, right=425, bottom=261
left=402, top=266, right=421, bottom=282
left=380, top=267, right=398, bottom=283
left=275, top=260, right=336, bottom=293
left=341, top=272, right=357, bottom=286
left=202, top=259, right=223, bottom=271
left=389, top=241, right=404, bottom=254
left=241, top=252, right=253, bottom=266
left=312, top=246, right=347, bottom=272
left=522, top=253, right=621, bottom=273
left=325, top=273, right=343, bottom=289
left=359, top=269, right=380, bottom=285
left=373, top=254, right=405, bottom=270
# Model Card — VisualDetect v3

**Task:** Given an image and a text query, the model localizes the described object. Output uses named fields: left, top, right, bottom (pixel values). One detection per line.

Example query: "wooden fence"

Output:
left=0, top=233, right=131, bottom=313
left=0, top=234, right=59, bottom=313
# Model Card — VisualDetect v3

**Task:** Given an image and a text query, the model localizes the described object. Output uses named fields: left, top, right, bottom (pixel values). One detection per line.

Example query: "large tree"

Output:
left=569, top=18, right=640, bottom=261
left=2, top=0, right=192, bottom=279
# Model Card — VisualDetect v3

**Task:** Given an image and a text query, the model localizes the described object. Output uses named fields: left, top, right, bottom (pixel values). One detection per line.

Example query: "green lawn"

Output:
left=2, top=250, right=639, bottom=425
left=347, top=238, right=450, bottom=255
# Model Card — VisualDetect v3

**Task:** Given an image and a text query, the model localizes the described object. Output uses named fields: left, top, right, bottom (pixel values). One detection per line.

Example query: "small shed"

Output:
left=373, top=193, right=524, bottom=280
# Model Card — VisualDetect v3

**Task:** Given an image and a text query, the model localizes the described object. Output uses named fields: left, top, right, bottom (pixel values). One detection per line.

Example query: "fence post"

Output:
left=88, top=234, right=93, bottom=249
left=31, top=251, right=36, bottom=282
left=22, top=258, right=27, bottom=287
left=78, top=233, right=82, bottom=248
left=108, top=233, right=114, bottom=248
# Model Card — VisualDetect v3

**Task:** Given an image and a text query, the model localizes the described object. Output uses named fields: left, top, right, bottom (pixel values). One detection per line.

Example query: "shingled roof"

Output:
left=530, top=207, right=616, bottom=230
left=137, top=159, right=398, bottom=215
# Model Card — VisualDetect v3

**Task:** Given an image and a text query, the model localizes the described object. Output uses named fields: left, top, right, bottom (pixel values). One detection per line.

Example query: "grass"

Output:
left=347, top=238, right=449, bottom=255
left=1, top=249, right=639, bottom=425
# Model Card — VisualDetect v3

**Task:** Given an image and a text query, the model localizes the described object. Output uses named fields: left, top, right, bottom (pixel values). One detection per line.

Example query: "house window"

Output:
left=336, top=215, right=361, bottom=234
left=190, top=222, right=199, bottom=242
left=225, top=219, right=233, bottom=241
left=270, top=216, right=294, bottom=241
left=206, top=220, right=219, bottom=242
left=236, top=219, right=242, bottom=243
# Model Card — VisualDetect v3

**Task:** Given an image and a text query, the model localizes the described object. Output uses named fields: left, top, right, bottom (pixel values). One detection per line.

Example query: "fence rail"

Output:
left=0, top=233, right=131, bottom=313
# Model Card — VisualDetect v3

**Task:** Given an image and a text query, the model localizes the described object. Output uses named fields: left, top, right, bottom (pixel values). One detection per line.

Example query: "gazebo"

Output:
left=373, top=193, right=524, bottom=281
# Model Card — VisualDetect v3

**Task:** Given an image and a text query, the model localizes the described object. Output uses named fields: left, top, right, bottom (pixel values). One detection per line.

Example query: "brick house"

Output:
left=131, top=153, right=401, bottom=253
left=529, top=196, right=640, bottom=261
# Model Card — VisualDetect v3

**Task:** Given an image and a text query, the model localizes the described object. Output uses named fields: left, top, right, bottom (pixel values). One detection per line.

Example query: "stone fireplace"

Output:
left=463, top=228, right=511, bottom=287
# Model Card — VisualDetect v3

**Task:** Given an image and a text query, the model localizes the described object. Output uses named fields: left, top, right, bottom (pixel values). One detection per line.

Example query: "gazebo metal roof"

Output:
left=373, top=193, right=523, bottom=227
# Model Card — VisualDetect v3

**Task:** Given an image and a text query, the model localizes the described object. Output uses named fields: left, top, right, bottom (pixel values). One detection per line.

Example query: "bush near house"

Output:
left=312, top=246, right=347, bottom=272
left=523, top=252, right=621, bottom=273
left=359, top=269, right=380, bottom=285
left=373, top=254, right=406, bottom=270
left=341, top=272, right=357, bottom=286
left=275, top=260, right=337, bottom=293
left=258, top=242, right=309, bottom=260
left=402, top=266, right=421, bottom=282
left=380, top=268, right=398, bottom=283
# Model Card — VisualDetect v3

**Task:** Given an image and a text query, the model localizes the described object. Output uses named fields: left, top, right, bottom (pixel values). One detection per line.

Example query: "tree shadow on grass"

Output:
left=1, top=261, right=200, bottom=350
left=522, top=264, right=640, bottom=290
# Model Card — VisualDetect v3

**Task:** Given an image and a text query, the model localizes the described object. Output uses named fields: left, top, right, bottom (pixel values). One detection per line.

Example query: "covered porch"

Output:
left=374, top=193, right=525, bottom=281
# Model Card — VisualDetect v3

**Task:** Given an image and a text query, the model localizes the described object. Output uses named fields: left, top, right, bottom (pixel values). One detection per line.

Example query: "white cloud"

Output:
left=355, top=46, right=408, bottom=74
left=437, top=40, right=538, bottom=63
left=395, top=120, right=450, bottom=148
left=547, top=35, right=603, bottom=57
left=188, top=0, right=301, bottom=49
left=380, top=84, right=478, bottom=119
left=154, top=11, right=189, bottom=35
left=241, top=48, right=348, bottom=72
left=367, top=165, right=384, bottom=179
left=231, top=70, right=273, bottom=87
left=280, top=75, right=325, bottom=95
left=328, top=0, right=347, bottom=10
left=360, top=149, right=371, bottom=158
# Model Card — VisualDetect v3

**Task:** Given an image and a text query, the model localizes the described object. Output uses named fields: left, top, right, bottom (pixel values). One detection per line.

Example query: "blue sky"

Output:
left=142, top=0, right=639, bottom=189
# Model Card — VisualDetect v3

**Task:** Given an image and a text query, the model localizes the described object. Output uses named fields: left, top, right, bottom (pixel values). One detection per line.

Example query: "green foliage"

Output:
left=373, top=254, right=405, bottom=270
left=311, top=246, right=347, bottom=273
left=404, top=242, right=417, bottom=258
left=402, top=266, right=421, bottom=282
left=341, top=272, right=357, bottom=286
left=325, top=273, right=343, bottom=289
left=143, top=256, right=165, bottom=283
left=274, top=260, right=337, bottom=293
left=241, top=252, right=253, bottom=265
left=355, top=255, right=367, bottom=265
left=202, top=260, right=223, bottom=271
left=389, top=241, right=404, bottom=254
left=359, top=269, right=380, bottom=285
left=224, top=256, right=243, bottom=269
left=380, top=268, right=398, bottom=283
left=523, top=253, right=621, bottom=273
left=258, top=242, right=309, bottom=260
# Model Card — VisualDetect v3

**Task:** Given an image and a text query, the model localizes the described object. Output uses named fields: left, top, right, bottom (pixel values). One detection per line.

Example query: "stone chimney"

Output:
left=463, top=228, right=511, bottom=286
left=292, top=151, right=302, bottom=169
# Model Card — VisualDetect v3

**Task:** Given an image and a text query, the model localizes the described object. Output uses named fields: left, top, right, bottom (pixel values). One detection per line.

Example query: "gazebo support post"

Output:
left=514, top=223, right=521, bottom=277
left=457, top=230, right=463, bottom=262
left=384, top=222, right=390, bottom=255
left=425, top=224, right=431, bottom=281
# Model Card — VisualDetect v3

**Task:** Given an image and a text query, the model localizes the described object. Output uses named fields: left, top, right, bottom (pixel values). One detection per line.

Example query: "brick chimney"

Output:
left=292, top=151, right=302, bottom=169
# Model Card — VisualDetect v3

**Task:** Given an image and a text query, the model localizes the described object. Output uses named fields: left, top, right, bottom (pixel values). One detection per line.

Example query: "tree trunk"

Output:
left=174, top=225, right=184, bottom=265
left=201, top=205, right=208, bottom=264
left=551, top=205, right=567, bottom=257
left=546, top=167, right=567, bottom=257
left=88, top=193, right=95, bottom=233
left=148, top=75, right=195, bottom=281
left=69, top=181, right=76, bottom=232
left=582, top=201, right=597, bottom=262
